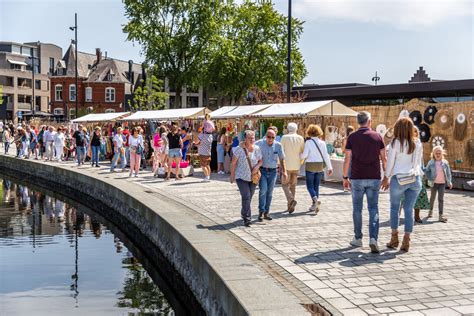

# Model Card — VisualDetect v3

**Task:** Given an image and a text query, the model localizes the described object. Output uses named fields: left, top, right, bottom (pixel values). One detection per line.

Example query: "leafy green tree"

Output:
left=128, top=74, right=168, bottom=111
left=123, top=0, right=227, bottom=108
left=204, top=1, right=307, bottom=105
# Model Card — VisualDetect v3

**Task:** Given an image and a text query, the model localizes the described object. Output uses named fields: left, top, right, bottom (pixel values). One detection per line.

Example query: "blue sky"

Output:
left=1, top=0, right=472, bottom=85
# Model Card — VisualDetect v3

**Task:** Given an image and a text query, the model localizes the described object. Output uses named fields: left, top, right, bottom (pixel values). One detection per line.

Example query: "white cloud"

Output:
left=292, top=0, right=473, bottom=29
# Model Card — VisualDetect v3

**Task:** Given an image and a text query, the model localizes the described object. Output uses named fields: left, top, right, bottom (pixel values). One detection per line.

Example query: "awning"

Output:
left=72, top=112, right=131, bottom=123
left=7, top=59, right=28, bottom=66
left=206, top=106, right=238, bottom=119
left=253, top=100, right=358, bottom=118
left=123, top=107, right=207, bottom=121
left=211, top=104, right=272, bottom=119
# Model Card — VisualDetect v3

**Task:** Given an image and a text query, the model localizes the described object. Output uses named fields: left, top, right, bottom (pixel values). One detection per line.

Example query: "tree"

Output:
left=204, top=1, right=307, bottom=105
left=128, top=74, right=168, bottom=111
left=123, top=0, right=227, bottom=108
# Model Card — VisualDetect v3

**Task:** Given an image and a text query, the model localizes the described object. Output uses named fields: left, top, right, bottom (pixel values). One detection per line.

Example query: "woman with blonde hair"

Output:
left=301, top=124, right=333, bottom=213
left=383, top=117, right=423, bottom=252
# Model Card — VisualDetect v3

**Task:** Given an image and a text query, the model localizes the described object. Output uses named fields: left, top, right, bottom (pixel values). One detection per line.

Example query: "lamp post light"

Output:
left=70, top=13, right=78, bottom=120
left=30, top=41, right=40, bottom=117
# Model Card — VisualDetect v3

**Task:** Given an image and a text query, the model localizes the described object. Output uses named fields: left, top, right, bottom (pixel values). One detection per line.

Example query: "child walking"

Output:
left=424, top=146, right=452, bottom=223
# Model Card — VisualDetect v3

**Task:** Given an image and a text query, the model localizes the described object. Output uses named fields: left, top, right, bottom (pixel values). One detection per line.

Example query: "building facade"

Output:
left=49, top=45, right=144, bottom=119
left=0, top=41, right=62, bottom=121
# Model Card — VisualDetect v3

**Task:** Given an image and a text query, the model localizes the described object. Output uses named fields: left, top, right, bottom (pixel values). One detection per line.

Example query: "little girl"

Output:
left=424, top=146, right=452, bottom=223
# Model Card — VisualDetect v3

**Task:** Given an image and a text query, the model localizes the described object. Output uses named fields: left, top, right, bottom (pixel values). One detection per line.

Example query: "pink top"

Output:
left=203, top=120, right=215, bottom=133
left=153, top=134, right=161, bottom=147
left=434, top=160, right=445, bottom=184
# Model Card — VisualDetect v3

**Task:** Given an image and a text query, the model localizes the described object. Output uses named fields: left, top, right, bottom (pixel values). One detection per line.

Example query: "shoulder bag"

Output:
left=244, top=147, right=261, bottom=184
left=306, top=139, right=326, bottom=173
left=395, top=144, right=416, bottom=185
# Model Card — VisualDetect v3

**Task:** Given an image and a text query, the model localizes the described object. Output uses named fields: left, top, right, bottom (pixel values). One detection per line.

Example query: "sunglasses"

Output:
left=266, top=135, right=275, bottom=139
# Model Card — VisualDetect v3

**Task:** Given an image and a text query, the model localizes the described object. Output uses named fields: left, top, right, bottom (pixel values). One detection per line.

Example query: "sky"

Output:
left=0, top=0, right=472, bottom=85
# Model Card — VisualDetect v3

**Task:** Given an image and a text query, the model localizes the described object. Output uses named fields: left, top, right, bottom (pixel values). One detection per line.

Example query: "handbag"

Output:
left=244, top=147, right=261, bottom=184
left=396, top=173, right=416, bottom=185
left=136, top=143, right=144, bottom=155
left=309, top=139, right=326, bottom=172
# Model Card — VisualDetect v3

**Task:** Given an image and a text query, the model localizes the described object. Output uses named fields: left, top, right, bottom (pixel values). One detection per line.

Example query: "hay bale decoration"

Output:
left=435, top=109, right=453, bottom=130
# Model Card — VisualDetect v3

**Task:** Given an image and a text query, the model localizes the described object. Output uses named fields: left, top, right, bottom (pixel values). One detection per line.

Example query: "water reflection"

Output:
left=0, top=177, right=175, bottom=315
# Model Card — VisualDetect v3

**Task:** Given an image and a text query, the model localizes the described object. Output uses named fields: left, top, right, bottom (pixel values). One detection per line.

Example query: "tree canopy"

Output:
left=123, top=0, right=307, bottom=107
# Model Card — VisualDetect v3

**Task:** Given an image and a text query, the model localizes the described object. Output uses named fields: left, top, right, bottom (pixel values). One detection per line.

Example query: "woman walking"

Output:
left=152, top=127, right=162, bottom=174
left=166, top=125, right=183, bottom=181
left=230, top=130, right=263, bottom=227
left=128, top=127, right=144, bottom=177
left=91, top=126, right=102, bottom=167
left=300, top=124, right=333, bottom=213
left=53, top=127, right=65, bottom=161
left=217, top=127, right=227, bottom=174
left=383, top=117, right=423, bottom=252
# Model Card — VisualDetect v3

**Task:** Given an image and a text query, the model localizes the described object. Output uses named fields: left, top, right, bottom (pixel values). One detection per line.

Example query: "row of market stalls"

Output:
left=71, top=101, right=357, bottom=181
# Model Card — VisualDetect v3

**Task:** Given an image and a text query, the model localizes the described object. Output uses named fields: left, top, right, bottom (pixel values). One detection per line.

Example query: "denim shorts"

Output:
left=169, top=148, right=181, bottom=158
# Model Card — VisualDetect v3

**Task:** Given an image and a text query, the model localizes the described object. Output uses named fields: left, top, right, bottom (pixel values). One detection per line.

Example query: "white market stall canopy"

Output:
left=253, top=100, right=358, bottom=118
left=208, top=106, right=238, bottom=119
left=123, top=107, right=207, bottom=121
left=210, top=104, right=272, bottom=119
left=72, top=112, right=130, bottom=123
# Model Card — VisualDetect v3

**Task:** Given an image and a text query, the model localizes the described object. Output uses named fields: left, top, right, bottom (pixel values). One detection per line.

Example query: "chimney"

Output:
left=95, top=48, right=102, bottom=63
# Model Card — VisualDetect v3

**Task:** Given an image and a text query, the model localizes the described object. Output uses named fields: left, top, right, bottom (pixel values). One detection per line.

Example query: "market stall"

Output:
left=72, top=112, right=131, bottom=123
left=253, top=100, right=358, bottom=182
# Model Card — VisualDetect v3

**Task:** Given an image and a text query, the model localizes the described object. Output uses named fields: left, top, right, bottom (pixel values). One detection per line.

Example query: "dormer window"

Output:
left=107, top=69, right=115, bottom=81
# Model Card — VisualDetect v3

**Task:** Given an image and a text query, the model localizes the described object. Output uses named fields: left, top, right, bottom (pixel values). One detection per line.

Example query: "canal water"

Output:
left=0, top=176, right=178, bottom=315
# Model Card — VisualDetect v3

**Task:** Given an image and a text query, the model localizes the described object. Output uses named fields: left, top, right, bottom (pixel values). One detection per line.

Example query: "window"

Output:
left=105, top=108, right=115, bottom=113
left=69, top=108, right=76, bottom=118
left=49, top=57, right=54, bottom=74
left=55, top=84, right=63, bottom=101
left=85, top=87, right=92, bottom=102
left=53, top=108, right=64, bottom=116
left=10, top=63, right=22, bottom=71
left=35, top=80, right=41, bottom=90
left=69, top=84, right=76, bottom=101
left=35, top=96, right=41, bottom=111
left=105, top=87, right=115, bottom=102
left=12, top=45, right=21, bottom=55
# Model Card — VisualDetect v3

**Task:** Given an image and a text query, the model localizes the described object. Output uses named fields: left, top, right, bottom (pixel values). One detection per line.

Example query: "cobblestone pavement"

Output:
left=132, top=169, right=474, bottom=316
left=21, top=156, right=474, bottom=316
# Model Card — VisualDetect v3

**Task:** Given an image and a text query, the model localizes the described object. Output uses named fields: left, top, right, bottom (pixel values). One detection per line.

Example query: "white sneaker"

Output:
left=350, top=237, right=363, bottom=248
left=369, top=238, right=379, bottom=253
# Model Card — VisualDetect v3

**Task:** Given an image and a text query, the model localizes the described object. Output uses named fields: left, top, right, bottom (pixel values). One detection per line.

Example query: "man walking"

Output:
left=280, top=122, right=304, bottom=214
left=343, top=111, right=386, bottom=253
left=256, top=128, right=286, bottom=221
left=73, top=125, right=86, bottom=166
left=110, top=127, right=126, bottom=173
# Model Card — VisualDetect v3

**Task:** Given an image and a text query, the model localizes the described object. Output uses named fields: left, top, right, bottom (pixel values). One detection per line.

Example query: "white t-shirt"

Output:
left=114, top=134, right=124, bottom=148
left=54, top=132, right=65, bottom=147
left=128, top=135, right=143, bottom=148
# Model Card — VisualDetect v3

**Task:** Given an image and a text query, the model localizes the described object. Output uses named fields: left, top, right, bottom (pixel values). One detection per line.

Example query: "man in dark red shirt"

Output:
left=343, top=111, right=387, bottom=253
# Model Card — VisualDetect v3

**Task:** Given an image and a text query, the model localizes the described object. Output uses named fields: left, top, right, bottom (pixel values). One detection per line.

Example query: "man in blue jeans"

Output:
left=343, top=111, right=387, bottom=253
left=255, top=128, right=286, bottom=221
left=73, top=125, right=86, bottom=166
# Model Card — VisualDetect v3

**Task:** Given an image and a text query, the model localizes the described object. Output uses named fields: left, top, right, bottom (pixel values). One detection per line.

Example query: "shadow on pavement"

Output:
left=295, top=245, right=400, bottom=267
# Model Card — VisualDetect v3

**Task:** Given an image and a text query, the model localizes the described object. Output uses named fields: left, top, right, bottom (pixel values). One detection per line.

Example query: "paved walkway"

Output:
left=15, top=157, right=474, bottom=315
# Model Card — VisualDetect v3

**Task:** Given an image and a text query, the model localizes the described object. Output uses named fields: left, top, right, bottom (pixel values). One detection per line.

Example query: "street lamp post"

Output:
left=287, top=0, right=292, bottom=103
left=30, top=41, right=40, bottom=117
left=70, top=13, right=78, bottom=120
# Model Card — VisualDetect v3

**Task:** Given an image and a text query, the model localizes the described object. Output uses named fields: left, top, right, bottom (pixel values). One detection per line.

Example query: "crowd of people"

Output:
left=1, top=110, right=457, bottom=254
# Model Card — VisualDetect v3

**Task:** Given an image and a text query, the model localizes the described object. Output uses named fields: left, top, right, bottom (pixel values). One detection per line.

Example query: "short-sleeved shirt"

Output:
left=345, top=127, right=385, bottom=180
left=73, top=131, right=85, bottom=146
left=255, top=139, right=285, bottom=169
left=233, top=145, right=262, bottom=182
left=198, top=133, right=212, bottom=156
left=113, top=134, right=124, bottom=149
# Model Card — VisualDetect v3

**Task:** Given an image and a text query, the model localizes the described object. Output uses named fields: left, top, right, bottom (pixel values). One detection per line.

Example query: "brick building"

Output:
left=50, top=43, right=143, bottom=120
